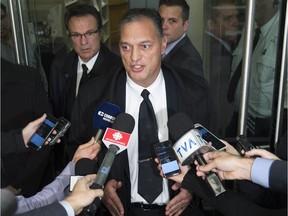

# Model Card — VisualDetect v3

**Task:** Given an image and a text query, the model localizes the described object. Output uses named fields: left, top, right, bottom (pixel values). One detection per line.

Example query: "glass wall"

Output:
left=202, top=0, right=286, bottom=150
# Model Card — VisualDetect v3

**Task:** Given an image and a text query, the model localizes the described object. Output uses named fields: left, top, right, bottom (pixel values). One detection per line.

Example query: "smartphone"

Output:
left=47, top=117, right=71, bottom=145
left=194, top=123, right=226, bottom=151
left=154, top=140, right=180, bottom=177
left=236, top=135, right=255, bottom=155
left=28, top=115, right=58, bottom=150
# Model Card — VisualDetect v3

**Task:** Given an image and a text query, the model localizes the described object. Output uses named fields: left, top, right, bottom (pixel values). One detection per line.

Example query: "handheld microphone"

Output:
left=70, top=158, right=97, bottom=191
left=168, top=113, right=226, bottom=196
left=83, top=113, right=135, bottom=216
left=93, top=102, right=121, bottom=142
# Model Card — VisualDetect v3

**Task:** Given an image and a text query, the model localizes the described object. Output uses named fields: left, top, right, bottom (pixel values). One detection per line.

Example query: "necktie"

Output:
left=227, top=28, right=261, bottom=103
left=79, top=64, right=88, bottom=88
left=138, top=89, right=162, bottom=203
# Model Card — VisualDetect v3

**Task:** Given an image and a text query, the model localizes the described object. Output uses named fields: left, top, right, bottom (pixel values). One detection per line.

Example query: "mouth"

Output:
left=131, top=64, right=144, bottom=72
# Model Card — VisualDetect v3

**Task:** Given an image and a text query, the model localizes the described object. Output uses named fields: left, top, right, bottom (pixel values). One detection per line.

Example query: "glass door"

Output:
left=202, top=0, right=286, bottom=149
left=1, top=0, right=49, bottom=90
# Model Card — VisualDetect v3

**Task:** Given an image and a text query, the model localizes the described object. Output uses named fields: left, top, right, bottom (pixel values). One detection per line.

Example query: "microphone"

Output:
left=168, top=113, right=226, bottom=196
left=93, top=102, right=121, bottom=142
left=70, top=158, right=97, bottom=191
left=83, top=113, right=135, bottom=216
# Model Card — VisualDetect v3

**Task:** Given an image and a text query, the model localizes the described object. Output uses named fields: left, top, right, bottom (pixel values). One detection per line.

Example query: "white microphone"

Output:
left=168, top=113, right=226, bottom=196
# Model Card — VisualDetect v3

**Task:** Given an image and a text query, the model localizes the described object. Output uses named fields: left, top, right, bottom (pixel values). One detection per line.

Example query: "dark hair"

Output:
left=118, top=8, right=163, bottom=39
left=64, top=4, right=102, bottom=31
left=159, top=0, right=190, bottom=21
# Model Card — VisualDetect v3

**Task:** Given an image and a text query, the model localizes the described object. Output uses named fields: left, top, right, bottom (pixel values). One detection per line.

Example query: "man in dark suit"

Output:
left=159, top=0, right=204, bottom=77
left=49, top=4, right=122, bottom=165
left=1, top=58, right=53, bottom=197
left=68, top=8, right=217, bottom=216
left=204, top=0, right=239, bottom=136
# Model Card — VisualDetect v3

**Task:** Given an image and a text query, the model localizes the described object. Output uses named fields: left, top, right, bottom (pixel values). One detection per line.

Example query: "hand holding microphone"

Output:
left=168, top=113, right=226, bottom=196
left=83, top=112, right=135, bottom=216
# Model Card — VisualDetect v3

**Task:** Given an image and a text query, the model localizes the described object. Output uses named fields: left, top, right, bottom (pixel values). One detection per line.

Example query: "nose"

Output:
left=130, top=47, right=140, bottom=61
left=80, top=35, right=89, bottom=45
left=162, top=20, right=168, bottom=30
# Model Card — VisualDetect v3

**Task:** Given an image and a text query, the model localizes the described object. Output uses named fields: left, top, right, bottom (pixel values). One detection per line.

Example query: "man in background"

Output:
left=49, top=4, right=122, bottom=168
left=159, top=0, right=204, bottom=77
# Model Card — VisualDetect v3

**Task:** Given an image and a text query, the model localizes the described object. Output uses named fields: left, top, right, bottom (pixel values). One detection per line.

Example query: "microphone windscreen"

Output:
left=168, top=113, right=194, bottom=140
left=93, top=102, right=121, bottom=129
left=112, top=113, right=135, bottom=133
left=1, top=189, right=17, bottom=216
left=75, top=158, right=97, bottom=176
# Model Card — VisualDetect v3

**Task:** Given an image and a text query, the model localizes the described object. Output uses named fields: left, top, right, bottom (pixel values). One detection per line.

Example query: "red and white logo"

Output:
left=103, top=128, right=131, bottom=147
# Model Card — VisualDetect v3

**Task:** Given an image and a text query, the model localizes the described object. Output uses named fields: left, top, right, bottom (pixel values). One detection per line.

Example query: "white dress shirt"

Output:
left=125, top=69, right=170, bottom=205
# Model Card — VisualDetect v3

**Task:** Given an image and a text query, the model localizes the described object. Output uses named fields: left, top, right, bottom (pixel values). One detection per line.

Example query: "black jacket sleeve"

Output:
left=1, top=129, right=27, bottom=154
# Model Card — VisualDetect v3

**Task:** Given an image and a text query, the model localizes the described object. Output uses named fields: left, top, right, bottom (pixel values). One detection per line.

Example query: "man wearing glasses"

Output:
left=49, top=3, right=122, bottom=167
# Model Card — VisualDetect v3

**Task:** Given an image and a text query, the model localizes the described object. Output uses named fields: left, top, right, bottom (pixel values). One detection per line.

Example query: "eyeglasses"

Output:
left=69, top=30, right=99, bottom=40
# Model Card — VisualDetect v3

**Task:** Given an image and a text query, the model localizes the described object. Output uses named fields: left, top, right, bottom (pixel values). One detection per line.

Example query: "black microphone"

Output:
left=168, top=113, right=226, bottom=196
left=83, top=113, right=135, bottom=216
left=70, top=158, right=98, bottom=191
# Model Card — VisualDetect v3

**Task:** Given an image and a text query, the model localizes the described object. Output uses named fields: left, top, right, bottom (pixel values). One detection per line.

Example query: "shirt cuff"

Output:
left=251, top=157, right=274, bottom=188
left=59, top=200, right=75, bottom=216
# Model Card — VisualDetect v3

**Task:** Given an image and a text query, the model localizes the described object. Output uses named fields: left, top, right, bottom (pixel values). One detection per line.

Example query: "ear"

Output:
left=161, top=36, right=167, bottom=53
left=183, top=20, right=189, bottom=32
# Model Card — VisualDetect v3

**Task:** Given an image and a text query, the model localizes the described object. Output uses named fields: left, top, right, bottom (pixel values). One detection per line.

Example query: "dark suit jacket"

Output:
left=163, top=35, right=204, bottom=77
left=1, top=129, right=27, bottom=154
left=1, top=58, right=53, bottom=196
left=269, top=160, right=287, bottom=194
left=68, top=62, right=217, bottom=215
left=49, top=43, right=122, bottom=120
left=16, top=202, right=67, bottom=216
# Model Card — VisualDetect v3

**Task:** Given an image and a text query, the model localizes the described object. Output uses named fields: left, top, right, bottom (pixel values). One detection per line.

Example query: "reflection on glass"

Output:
left=203, top=0, right=241, bottom=137
left=226, top=0, right=280, bottom=140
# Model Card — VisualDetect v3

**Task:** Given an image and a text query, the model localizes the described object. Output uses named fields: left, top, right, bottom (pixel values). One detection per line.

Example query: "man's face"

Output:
left=119, top=18, right=167, bottom=88
left=209, top=4, right=239, bottom=43
left=68, top=15, right=101, bottom=62
left=159, top=5, right=188, bottom=44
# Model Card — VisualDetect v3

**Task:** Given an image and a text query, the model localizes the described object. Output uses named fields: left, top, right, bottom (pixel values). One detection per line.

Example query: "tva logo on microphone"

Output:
left=173, top=130, right=208, bottom=165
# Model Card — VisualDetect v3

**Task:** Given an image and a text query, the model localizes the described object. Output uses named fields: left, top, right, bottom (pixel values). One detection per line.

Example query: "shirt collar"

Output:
left=165, top=33, right=186, bottom=55
left=78, top=51, right=99, bottom=73
left=126, top=69, right=164, bottom=97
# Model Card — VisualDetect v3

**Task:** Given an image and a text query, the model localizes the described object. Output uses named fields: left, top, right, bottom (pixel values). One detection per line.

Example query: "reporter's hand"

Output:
left=166, top=187, right=192, bottom=216
left=64, top=174, right=103, bottom=215
left=102, top=179, right=124, bottom=216
left=245, top=148, right=280, bottom=160
left=5, top=185, right=21, bottom=195
left=22, top=114, right=47, bottom=147
left=72, top=138, right=101, bottom=163
left=155, top=158, right=190, bottom=184
left=196, top=151, right=254, bottom=181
